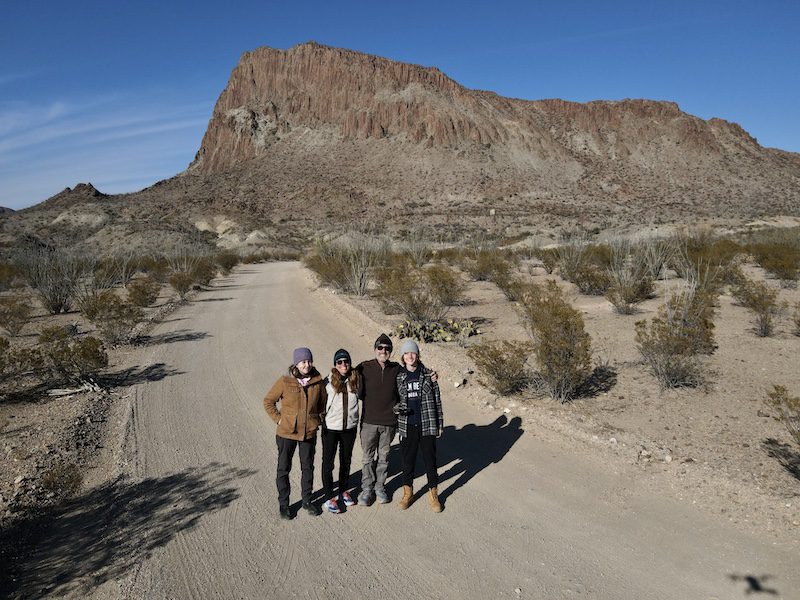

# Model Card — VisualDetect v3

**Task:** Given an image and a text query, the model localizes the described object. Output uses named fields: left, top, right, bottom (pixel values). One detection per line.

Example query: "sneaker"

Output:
left=357, top=490, right=374, bottom=506
left=375, top=489, right=390, bottom=504
left=340, top=491, right=356, bottom=507
left=302, top=501, right=322, bottom=516
left=279, top=506, right=293, bottom=520
left=323, top=498, right=341, bottom=514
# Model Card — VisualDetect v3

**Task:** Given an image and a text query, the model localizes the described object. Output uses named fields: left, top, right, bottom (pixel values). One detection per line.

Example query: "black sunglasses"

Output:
left=336, top=359, right=350, bottom=365
left=376, top=345, right=392, bottom=351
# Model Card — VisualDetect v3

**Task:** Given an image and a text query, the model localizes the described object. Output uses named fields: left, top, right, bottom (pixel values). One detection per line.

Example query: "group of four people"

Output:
left=263, top=334, right=444, bottom=520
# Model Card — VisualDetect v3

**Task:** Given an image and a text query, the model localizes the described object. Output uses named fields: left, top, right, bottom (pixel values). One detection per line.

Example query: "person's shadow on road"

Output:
left=384, top=415, right=524, bottom=508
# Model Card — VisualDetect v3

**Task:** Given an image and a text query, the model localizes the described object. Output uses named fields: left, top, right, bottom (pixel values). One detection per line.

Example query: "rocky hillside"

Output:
left=4, top=42, right=800, bottom=253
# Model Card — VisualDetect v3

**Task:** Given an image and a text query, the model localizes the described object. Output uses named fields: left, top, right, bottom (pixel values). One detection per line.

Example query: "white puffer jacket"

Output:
left=324, top=370, right=360, bottom=430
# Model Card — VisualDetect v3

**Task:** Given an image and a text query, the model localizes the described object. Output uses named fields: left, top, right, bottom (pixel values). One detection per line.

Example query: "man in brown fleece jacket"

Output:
left=355, top=333, right=400, bottom=505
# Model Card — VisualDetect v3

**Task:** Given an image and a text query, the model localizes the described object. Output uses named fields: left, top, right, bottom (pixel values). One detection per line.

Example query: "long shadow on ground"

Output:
left=762, top=438, right=800, bottom=481
left=134, top=329, right=211, bottom=347
left=101, top=362, right=184, bottom=387
left=0, top=462, right=257, bottom=598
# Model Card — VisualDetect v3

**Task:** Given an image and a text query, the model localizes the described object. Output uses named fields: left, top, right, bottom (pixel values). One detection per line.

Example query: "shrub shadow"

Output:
left=576, top=365, right=619, bottom=399
left=192, top=297, right=233, bottom=303
left=0, top=463, right=257, bottom=598
left=761, top=438, right=800, bottom=481
left=134, top=329, right=211, bottom=347
left=101, top=362, right=183, bottom=387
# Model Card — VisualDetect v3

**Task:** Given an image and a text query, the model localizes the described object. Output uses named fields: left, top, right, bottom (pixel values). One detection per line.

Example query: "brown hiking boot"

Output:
left=428, top=487, right=442, bottom=513
left=399, top=485, right=413, bottom=510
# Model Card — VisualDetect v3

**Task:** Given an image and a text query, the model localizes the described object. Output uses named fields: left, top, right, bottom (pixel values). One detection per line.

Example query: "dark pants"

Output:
left=321, top=427, right=357, bottom=499
left=400, top=425, right=438, bottom=488
left=276, top=434, right=316, bottom=508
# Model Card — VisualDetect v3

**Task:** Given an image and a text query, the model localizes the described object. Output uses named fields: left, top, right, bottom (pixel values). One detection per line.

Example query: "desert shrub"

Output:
left=572, top=264, right=612, bottom=295
left=402, top=227, right=432, bottom=267
left=0, top=338, right=44, bottom=383
left=792, top=302, right=800, bottom=336
left=90, top=294, right=143, bottom=344
left=605, top=243, right=655, bottom=314
left=169, top=271, right=194, bottom=300
left=14, top=246, right=83, bottom=314
left=424, top=263, right=467, bottom=306
left=373, top=266, right=447, bottom=324
left=0, top=261, right=21, bottom=291
left=0, top=294, right=33, bottom=336
left=535, top=248, right=558, bottom=274
left=138, top=255, right=170, bottom=283
left=765, top=385, right=800, bottom=446
left=671, top=232, right=743, bottom=291
left=635, top=237, right=675, bottom=281
left=189, top=258, right=216, bottom=286
left=127, top=276, right=161, bottom=307
left=465, top=249, right=511, bottom=282
left=38, top=326, right=107, bottom=383
left=732, top=277, right=784, bottom=336
left=494, top=276, right=533, bottom=302
left=214, top=250, right=240, bottom=275
left=634, top=285, right=716, bottom=388
left=554, top=237, right=588, bottom=281
left=395, top=319, right=479, bottom=344
left=304, top=234, right=389, bottom=296
left=467, top=340, right=533, bottom=395
left=519, top=281, right=592, bottom=401
left=749, top=242, right=800, bottom=286
left=73, top=258, right=120, bottom=318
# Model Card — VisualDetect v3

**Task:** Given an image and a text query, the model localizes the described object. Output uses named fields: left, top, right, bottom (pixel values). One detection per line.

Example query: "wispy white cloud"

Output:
left=0, top=91, right=211, bottom=209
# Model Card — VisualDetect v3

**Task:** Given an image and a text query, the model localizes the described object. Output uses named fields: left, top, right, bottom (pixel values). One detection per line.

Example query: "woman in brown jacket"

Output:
left=263, top=347, right=327, bottom=520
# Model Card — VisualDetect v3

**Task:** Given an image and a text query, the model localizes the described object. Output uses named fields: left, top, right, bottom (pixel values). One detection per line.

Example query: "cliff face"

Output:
left=181, top=42, right=799, bottom=228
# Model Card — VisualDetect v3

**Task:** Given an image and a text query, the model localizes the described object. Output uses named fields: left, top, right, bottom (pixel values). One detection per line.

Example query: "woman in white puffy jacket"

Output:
left=321, top=348, right=361, bottom=513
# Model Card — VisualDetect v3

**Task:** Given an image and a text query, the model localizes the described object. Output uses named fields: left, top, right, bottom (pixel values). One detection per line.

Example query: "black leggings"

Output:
left=321, top=427, right=357, bottom=499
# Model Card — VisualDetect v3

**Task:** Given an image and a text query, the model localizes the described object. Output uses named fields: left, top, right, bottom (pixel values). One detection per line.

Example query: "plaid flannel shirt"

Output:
left=396, top=364, right=443, bottom=438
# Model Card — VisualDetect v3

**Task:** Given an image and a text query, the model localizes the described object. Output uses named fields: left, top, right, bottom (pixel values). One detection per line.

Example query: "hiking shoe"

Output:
left=340, top=491, right=356, bottom=507
left=323, top=498, right=341, bottom=514
left=375, top=489, right=390, bottom=504
left=357, top=490, right=374, bottom=506
left=279, top=506, right=293, bottom=520
left=302, top=501, right=322, bottom=516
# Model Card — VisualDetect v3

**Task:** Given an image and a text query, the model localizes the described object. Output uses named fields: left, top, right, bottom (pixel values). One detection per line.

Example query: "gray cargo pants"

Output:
left=360, top=423, right=396, bottom=493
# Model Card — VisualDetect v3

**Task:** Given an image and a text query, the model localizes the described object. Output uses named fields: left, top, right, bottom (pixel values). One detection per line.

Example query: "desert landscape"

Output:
left=1, top=41, right=800, bottom=599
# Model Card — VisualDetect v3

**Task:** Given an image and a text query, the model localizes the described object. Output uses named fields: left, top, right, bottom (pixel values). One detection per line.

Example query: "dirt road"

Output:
left=83, top=263, right=800, bottom=598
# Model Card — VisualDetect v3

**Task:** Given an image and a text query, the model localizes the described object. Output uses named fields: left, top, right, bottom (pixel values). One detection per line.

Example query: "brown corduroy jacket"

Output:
left=263, top=369, right=327, bottom=441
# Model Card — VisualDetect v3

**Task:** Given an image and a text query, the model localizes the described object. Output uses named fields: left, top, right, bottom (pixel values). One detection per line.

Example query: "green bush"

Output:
left=465, top=249, right=511, bottom=282
left=0, top=294, right=33, bottom=336
left=373, top=266, right=448, bottom=324
left=0, top=262, right=21, bottom=291
left=138, top=255, right=170, bottom=283
left=169, top=271, right=194, bottom=299
left=15, top=246, right=83, bottom=314
left=749, top=242, right=800, bottom=285
left=90, top=294, right=143, bottom=344
left=425, top=263, right=467, bottom=306
left=765, top=385, right=800, bottom=446
left=732, top=277, right=784, bottom=336
left=127, top=275, right=161, bottom=307
left=605, top=246, right=655, bottom=314
left=190, top=259, right=216, bottom=286
left=535, top=248, right=558, bottom=274
left=304, top=234, right=389, bottom=296
left=38, top=326, right=107, bottom=383
left=467, top=340, right=533, bottom=396
left=214, top=250, right=240, bottom=275
left=519, top=281, right=592, bottom=401
left=634, top=286, right=716, bottom=388
left=572, top=265, right=612, bottom=295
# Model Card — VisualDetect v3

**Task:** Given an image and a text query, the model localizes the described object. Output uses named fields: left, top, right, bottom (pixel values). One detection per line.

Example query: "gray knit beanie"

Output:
left=400, top=339, right=420, bottom=356
left=292, top=347, right=313, bottom=365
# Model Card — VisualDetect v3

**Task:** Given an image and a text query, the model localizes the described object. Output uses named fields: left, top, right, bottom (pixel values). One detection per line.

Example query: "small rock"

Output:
left=756, top=409, right=771, bottom=418
left=609, top=437, right=617, bottom=445
left=515, top=588, right=522, bottom=595
left=13, top=475, right=25, bottom=487
left=503, top=408, right=511, bottom=414
left=454, top=382, right=461, bottom=388
left=664, top=455, right=673, bottom=464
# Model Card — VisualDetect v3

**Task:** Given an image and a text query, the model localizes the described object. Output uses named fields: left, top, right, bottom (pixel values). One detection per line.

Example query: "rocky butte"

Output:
left=4, top=41, right=800, bottom=252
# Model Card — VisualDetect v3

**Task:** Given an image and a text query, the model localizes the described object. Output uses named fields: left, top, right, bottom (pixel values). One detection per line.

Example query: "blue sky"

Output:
left=1, top=0, right=798, bottom=210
